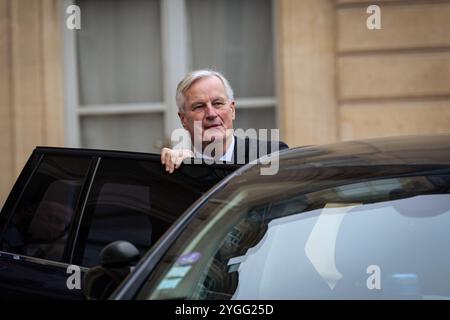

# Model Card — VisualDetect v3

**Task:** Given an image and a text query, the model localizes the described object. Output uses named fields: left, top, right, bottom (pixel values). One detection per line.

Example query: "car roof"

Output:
left=277, top=134, right=450, bottom=167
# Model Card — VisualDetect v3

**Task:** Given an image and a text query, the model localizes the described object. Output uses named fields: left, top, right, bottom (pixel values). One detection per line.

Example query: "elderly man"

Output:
left=161, top=70, right=288, bottom=173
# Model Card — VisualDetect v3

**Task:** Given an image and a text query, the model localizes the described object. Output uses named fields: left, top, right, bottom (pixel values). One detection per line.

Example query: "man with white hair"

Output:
left=161, top=70, right=288, bottom=173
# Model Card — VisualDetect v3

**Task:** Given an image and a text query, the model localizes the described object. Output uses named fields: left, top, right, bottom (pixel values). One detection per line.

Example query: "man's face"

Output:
left=179, top=76, right=235, bottom=148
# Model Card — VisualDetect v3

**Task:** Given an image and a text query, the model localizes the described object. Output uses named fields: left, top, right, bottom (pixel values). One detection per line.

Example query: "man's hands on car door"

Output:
left=161, top=148, right=194, bottom=173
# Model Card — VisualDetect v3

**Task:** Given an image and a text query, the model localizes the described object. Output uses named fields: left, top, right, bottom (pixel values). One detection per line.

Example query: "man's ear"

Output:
left=230, top=101, right=236, bottom=120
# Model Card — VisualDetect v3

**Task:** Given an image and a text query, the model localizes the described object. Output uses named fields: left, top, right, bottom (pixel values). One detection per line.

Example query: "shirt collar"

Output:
left=194, top=135, right=235, bottom=162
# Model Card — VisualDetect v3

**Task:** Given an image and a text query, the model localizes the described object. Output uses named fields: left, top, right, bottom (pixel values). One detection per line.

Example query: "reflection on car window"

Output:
left=137, top=167, right=450, bottom=300
left=0, top=155, right=90, bottom=261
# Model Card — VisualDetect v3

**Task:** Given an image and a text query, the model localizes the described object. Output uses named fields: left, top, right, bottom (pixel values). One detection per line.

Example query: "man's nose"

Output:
left=204, top=104, right=218, bottom=119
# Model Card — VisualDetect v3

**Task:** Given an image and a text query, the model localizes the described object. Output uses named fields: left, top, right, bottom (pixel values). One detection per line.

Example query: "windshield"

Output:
left=137, top=163, right=450, bottom=299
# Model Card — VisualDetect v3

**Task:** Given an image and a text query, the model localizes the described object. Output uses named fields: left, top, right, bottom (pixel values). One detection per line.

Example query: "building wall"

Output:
left=278, top=0, right=450, bottom=147
left=277, top=0, right=338, bottom=146
left=0, top=0, right=64, bottom=206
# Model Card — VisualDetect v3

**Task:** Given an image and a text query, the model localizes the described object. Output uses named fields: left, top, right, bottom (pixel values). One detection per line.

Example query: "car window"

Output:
left=137, top=166, right=450, bottom=300
left=75, top=158, right=235, bottom=267
left=0, top=155, right=91, bottom=261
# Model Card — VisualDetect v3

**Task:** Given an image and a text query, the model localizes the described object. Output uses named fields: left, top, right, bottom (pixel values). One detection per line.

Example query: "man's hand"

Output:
left=161, top=148, right=194, bottom=173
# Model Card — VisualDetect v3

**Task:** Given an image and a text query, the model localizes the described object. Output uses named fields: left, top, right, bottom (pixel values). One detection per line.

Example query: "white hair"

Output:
left=176, top=70, right=234, bottom=112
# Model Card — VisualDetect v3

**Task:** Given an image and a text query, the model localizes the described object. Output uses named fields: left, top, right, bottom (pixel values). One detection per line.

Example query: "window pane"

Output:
left=139, top=168, right=450, bottom=300
left=80, top=113, right=164, bottom=153
left=0, top=155, right=91, bottom=261
left=77, top=158, right=233, bottom=267
left=77, top=0, right=163, bottom=105
left=187, top=0, right=274, bottom=98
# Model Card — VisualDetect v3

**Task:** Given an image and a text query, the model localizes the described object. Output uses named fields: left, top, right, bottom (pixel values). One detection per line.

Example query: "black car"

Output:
left=111, top=134, right=450, bottom=300
left=0, top=147, right=239, bottom=299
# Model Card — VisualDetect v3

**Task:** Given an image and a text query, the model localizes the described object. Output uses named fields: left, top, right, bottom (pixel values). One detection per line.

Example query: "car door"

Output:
left=0, top=147, right=240, bottom=299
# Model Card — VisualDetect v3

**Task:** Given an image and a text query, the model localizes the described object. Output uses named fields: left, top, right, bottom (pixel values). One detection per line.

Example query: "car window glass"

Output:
left=138, top=169, right=450, bottom=300
left=0, top=155, right=91, bottom=261
left=77, top=158, right=233, bottom=267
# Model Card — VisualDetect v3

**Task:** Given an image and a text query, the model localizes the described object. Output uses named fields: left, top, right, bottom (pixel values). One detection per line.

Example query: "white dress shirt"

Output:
left=194, top=135, right=235, bottom=162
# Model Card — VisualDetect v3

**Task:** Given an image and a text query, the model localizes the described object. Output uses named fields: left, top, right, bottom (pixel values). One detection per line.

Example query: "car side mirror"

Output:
left=100, top=240, right=140, bottom=267
left=83, top=241, right=140, bottom=300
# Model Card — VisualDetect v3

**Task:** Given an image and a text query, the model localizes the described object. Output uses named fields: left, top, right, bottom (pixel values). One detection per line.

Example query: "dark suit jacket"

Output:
left=231, top=136, right=289, bottom=164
